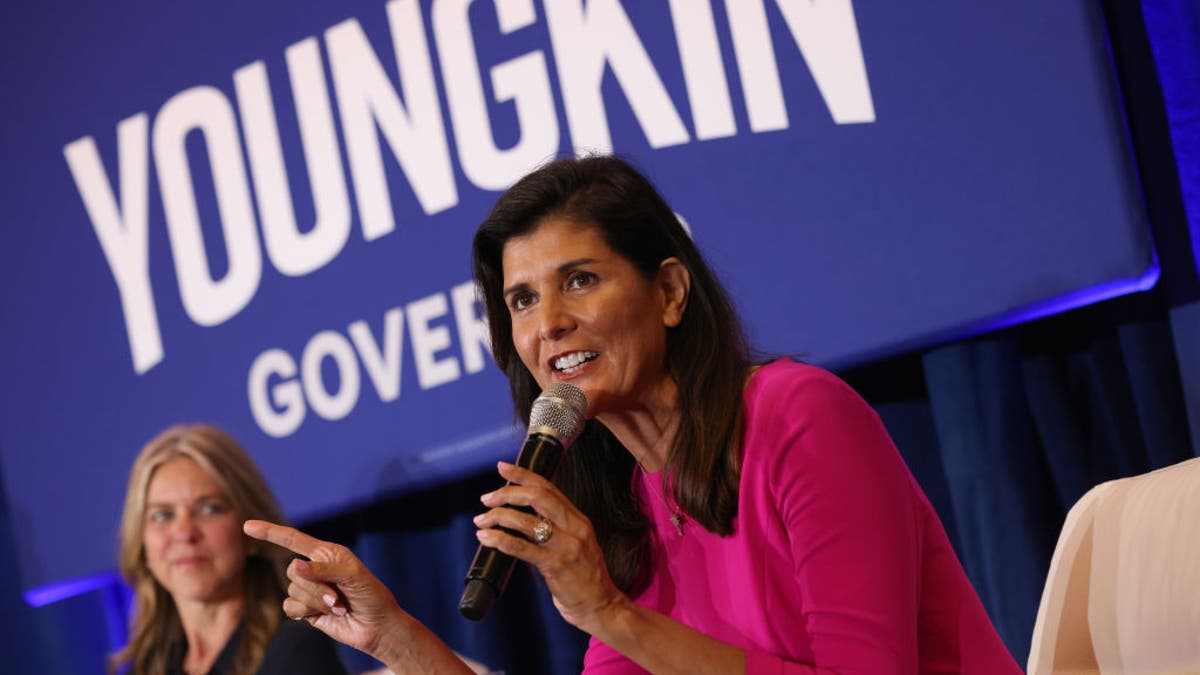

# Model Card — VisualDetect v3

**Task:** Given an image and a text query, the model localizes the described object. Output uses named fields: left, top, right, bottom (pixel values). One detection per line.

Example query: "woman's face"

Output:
left=502, top=217, right=687, bottom=417
left=142, top=457, right=247, bottom=605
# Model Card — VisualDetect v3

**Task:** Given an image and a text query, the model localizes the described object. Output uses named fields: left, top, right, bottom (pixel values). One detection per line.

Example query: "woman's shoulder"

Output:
left=741, top=358, right=890, bottom=464
left=745, top=358, right=867, bottom=416
left=741, top=359, right=910, bottom=498
left=258, top=619, right=348, bottom=675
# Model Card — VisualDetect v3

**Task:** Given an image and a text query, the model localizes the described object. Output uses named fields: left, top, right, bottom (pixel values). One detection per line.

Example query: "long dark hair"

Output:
left=473, top=156, right=751, bottom=595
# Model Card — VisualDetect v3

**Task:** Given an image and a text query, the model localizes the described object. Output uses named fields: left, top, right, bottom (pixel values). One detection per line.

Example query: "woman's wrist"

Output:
left=583, top=597, right=748, bottom=675
left=369, top=603, right=427, bottom=668
left=374, top=604, right=473, bottom=675
left=577, top=591, right=639, bottom=647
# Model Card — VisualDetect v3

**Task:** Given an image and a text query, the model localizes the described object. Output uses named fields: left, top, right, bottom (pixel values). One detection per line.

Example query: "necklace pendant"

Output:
left=670, top=512, right=685, bottom=536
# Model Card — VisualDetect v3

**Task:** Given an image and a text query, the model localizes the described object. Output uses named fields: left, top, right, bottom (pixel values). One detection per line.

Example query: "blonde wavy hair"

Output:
left=110, top=423, right=291, bottom=675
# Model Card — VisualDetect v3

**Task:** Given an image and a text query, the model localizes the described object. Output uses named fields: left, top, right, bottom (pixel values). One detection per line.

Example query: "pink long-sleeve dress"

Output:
left=583, top=360, right=1021, bottom=674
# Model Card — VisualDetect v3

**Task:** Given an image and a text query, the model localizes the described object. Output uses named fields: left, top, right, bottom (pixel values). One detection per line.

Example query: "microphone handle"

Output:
left=458, top=432, right=565, bottom=621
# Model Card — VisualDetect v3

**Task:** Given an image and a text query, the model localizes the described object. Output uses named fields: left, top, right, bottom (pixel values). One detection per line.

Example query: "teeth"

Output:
left=554, top=351, right=598, bottom=372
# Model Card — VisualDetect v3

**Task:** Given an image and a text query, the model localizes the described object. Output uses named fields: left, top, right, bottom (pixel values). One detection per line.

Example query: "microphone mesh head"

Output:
left=528, top=383, right=587, bottom=448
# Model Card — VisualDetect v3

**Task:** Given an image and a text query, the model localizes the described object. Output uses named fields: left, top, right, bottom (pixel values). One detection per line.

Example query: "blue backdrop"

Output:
left=0, top=0, right=1155, bottom=603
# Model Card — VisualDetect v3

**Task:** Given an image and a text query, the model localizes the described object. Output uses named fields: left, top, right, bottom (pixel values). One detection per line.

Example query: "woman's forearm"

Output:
left=374, top=608, right=477, bottom=675
left=586, top=596, right=747, bottom=675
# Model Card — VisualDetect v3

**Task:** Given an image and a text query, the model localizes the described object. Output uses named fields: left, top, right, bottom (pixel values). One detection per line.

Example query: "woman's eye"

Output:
left=198, top=502, right=225, bottom=517
left=566, top=271, right=596, bottom=289
left=148, top=509, right=172, bottom=524
left=510, top=292, right=535, bottom=311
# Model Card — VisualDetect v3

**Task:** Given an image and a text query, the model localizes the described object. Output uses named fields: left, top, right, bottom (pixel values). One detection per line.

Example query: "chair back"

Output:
left=1028, top=456, right=1200, bottom=673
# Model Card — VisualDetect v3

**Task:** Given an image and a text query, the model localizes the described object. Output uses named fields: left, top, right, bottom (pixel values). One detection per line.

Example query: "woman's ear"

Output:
left=657, top=258, right=691, bottom=327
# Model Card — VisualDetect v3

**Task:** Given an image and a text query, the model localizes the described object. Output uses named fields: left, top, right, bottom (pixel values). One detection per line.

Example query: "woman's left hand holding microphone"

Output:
left=472, top=461, right=633, bottom=637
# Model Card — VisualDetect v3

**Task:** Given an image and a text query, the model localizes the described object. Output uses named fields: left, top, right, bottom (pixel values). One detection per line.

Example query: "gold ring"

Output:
left=531, top=518, right=553, bottom=544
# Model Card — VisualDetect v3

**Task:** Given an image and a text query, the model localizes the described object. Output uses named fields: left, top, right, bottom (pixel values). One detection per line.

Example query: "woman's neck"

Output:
left=596, top=381, right=680, bottom=473
left=175, top=594, right=244, bottom=675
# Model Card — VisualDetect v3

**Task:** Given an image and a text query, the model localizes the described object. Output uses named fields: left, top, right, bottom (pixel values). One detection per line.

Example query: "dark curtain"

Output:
left=915, top=308, right=1194, bottom=659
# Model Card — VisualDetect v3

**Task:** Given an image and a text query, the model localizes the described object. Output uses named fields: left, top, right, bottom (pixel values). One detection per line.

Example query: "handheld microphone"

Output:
left=458, top=382, right=587, bottom=621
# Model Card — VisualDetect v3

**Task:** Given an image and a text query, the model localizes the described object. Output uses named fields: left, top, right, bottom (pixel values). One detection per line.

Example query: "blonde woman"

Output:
left=113, top=423, right=347, bottom=675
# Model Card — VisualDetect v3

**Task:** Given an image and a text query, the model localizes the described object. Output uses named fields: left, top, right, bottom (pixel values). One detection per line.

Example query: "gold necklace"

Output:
left=638, top=461, right=685, bottom=536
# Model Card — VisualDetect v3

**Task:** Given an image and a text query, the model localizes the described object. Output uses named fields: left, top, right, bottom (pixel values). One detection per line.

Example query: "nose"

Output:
left=169, top=512, right=201, bottom=542
left=537, top=294, right=575, bottom=342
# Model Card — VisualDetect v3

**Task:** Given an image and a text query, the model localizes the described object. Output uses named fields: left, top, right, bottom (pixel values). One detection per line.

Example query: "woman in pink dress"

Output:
left=247, top=156, right=1021, bottom=674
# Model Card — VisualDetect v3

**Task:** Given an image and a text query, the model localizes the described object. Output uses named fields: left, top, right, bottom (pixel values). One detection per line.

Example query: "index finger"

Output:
left=497, top=461, right=555, bottom=490
left=244, top=519, right=324, bottom=558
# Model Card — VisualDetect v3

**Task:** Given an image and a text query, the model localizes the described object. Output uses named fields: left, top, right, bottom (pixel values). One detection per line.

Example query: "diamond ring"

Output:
left=531, top=518, right=553, bottom=544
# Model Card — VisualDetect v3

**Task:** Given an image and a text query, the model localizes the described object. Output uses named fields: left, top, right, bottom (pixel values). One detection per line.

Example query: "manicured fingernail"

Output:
left=480, top=492, right=495, bottom=505
left=472, top=513, right=485, bottom=525
left=476, top=530, right=494, bottom=544
left=498, top=461, right=514, bottom=470
left=323, top=594, right=347, bottom=616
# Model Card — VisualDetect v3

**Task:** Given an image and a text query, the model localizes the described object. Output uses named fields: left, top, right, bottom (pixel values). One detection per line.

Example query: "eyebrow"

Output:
left=145, top=493, right=225, bottom=509
left=502, top=257, right=599, bottom=298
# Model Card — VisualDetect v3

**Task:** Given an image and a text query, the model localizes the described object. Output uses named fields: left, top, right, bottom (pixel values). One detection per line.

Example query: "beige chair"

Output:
left=1028, top=457, right=1200, bottom=674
